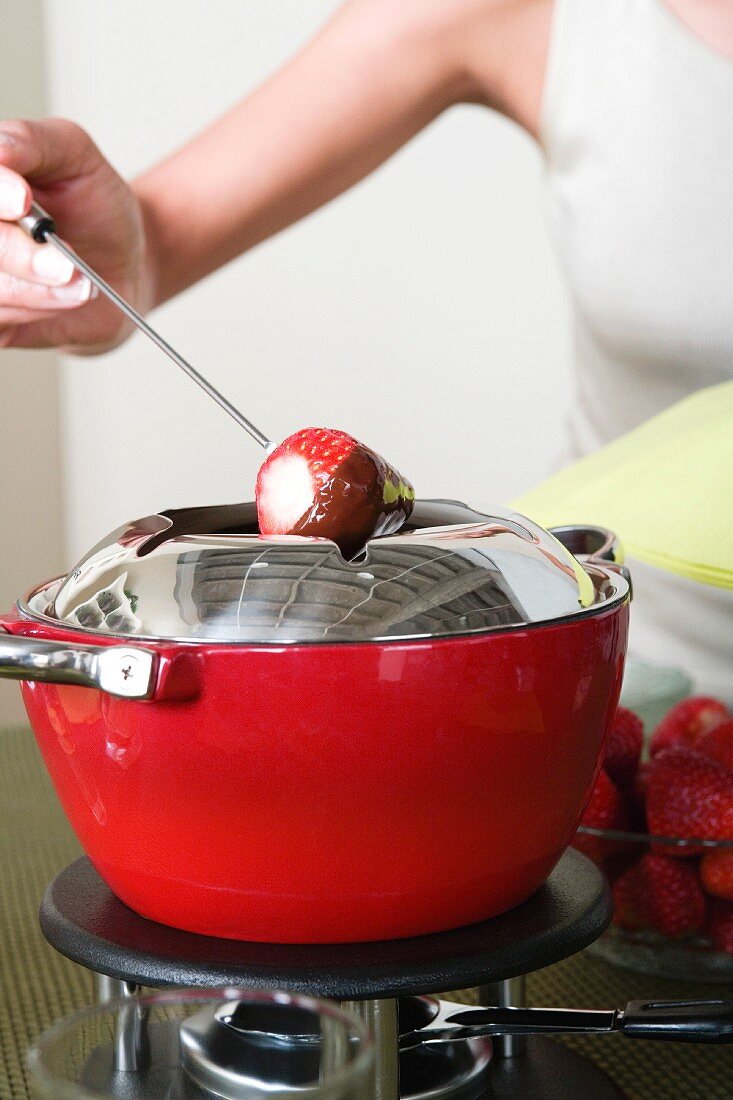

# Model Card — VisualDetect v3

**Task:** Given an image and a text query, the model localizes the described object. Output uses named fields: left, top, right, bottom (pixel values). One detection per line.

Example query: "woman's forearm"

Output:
left=134, top=0, right=476, bottom=306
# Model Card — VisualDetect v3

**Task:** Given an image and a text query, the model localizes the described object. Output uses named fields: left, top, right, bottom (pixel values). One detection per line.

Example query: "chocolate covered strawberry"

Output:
left=256, top=427, right=415, bottom=558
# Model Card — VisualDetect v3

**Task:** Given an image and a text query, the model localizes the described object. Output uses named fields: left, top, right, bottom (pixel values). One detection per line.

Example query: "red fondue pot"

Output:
left=0, top=501, right=629, bottom=943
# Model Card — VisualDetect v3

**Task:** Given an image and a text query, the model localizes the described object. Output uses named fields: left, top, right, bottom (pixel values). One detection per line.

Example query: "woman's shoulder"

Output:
left=347, top=0, right=554, bottom=136
left=458, top=0, right=556, bottom=137
left=390, top=0, right=554, bottom=135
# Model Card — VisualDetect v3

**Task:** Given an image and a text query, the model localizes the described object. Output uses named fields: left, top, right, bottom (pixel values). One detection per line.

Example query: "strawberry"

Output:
left=696, top=719, right=733, bottom=773
left=706, top=898, right=733, bottom=955
left=572, top=769, right=629, bottom=864
left=256, top=427, right=414, bottom=559
left=612, top=861, right=649, bottom=931
left=639, top=852, right=706, bottom=938
left=603, top=707, right=643, bottom=787
left=700, top=849, right=733, bottom=901
left=649, top=697, right=729, bottom=756
left=646, top=747, right=733, bottom=853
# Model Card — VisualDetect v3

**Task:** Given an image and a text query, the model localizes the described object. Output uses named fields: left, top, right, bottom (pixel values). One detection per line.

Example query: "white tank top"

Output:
left=541, top=0, right=733, bottom=703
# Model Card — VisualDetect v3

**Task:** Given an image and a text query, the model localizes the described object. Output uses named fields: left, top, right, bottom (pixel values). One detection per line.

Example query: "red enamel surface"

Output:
left=9, top=601, right=628, bottom=943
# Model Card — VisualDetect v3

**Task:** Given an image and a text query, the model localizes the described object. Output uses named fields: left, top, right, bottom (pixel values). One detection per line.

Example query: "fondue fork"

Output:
left=182, top=994, right=733, bottom=1053
left=399, top=995, right=733, bottom=1050
left=19, top=201, right=274, bottom=453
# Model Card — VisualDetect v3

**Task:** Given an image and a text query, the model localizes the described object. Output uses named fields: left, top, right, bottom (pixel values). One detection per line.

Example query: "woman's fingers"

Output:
left=0, top=158, right=31, bottom=219
left=0, top=307, right=66, bottom=327
left=0, top=162, right=94, bottom=292
left=0, top=217, right=86, bottom=289
left=0, top=118, right=102, bottom=187
left=0, top=318, right=76, bottom=350
left=0, top=270, right=97, bottom=315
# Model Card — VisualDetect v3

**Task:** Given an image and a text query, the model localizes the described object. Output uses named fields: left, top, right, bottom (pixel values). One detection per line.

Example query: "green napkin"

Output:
left=513, top=380, right=733, bottom=589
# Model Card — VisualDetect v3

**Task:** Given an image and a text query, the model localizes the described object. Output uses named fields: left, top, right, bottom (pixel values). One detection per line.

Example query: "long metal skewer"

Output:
left=18, top=201, right=274, bottom=453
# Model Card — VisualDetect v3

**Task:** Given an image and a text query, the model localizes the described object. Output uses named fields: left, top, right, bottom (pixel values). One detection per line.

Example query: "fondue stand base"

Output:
left=40, top=849, right=625, bottom=1099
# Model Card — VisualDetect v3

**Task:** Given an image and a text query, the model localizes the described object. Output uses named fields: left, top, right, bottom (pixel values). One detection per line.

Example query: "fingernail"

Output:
left=52, top=277, right=97, bottom=303
left=0, top=178, right=27, bottom=218
left=0, top=133, right=17, bottom=147
left=32, top=246, right=76, bottom=284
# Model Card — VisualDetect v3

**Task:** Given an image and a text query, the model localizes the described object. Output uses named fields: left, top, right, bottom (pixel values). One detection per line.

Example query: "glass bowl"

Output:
left=573, top=826, right=733, bottom=982
left=28, top=988, right=374, bottom=1099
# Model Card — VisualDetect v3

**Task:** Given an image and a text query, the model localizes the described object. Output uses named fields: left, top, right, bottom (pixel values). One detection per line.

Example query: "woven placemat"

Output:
left=1, top=726, right=731, bottom=1099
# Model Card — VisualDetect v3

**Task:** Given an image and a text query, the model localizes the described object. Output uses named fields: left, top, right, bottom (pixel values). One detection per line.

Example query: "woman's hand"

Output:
left=0, top=118, right=156, bottom=353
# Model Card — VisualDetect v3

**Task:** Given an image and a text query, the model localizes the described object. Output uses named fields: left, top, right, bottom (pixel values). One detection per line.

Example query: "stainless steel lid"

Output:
left=26, top=501, right=629, bottom=644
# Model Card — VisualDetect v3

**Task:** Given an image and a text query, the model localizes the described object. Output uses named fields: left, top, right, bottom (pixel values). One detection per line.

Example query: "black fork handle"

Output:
left=619, top=999, right=733, bottom=1044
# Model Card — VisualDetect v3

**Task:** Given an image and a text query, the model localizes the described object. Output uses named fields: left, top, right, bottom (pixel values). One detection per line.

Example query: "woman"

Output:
left=0, top=0, right=731, bottom=697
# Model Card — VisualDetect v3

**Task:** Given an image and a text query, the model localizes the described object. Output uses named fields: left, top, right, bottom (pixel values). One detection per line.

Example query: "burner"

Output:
left=177, top=998, right=490, bottom=1100
left=39, top=849, right=622, bottom=1099
left=177, top=997, right=491, bottom=1099
left=50, top=996, right=491, bottom=1099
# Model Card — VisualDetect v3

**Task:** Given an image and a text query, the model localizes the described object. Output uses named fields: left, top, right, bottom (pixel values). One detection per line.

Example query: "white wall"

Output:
left=0, top=0, right=65, bottom=724
left=43, top=0, right=571, bottom=564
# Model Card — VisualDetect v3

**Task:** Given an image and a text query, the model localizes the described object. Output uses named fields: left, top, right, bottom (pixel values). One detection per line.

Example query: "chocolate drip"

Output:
left=288, top=446, right=414, bottom=558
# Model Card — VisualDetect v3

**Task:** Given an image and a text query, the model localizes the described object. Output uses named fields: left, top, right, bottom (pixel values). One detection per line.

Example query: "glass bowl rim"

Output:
left=577, top=825, right=733, bottom=849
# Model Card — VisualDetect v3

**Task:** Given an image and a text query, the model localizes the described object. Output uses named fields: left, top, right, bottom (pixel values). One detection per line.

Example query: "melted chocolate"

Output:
left=287, top=445, right=415, bottom=559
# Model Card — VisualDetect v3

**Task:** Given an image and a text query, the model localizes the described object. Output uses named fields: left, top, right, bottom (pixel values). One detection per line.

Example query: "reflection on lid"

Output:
left=67, top=573, right=142, bottom=635
left=174, top=543, right=527, bottom=641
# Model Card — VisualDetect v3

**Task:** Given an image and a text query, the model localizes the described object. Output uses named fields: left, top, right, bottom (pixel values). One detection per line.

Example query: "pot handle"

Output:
left=547, top=524, right=624, bottom=565
left=0, top=628, right=157, bottom=700
left=548, top=524, right=631, bottom=586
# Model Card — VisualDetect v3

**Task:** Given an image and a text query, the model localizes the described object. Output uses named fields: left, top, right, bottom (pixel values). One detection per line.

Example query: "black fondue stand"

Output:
left=40, top=848, right=626, bottom=1099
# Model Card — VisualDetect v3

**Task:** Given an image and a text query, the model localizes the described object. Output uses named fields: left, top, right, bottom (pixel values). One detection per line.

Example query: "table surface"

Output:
left=2, top=725, right=732, bottom=1100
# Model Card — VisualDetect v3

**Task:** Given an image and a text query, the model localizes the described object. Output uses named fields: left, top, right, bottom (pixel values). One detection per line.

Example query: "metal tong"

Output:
left=18, top=201, right=273, bottom=452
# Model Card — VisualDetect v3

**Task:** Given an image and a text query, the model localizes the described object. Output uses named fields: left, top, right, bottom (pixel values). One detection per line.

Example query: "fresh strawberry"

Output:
left=706, top=898, right=733, bottom=955
left=612, top=861, right=649, bottom=931
left=572, top=769, right=629, bottom=863
left=603, top=707, right=644, bottom=787
left=696, top=719, right=733, bottom=773
left=646, top=747, right=733, bottom=854
left=638, top=852, right=706, bottom=938
left=700, top=849, right=733, bottom=901
left=650, top=697, right=729, bottom=756
left=256, top=427, right=414, bottom=559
